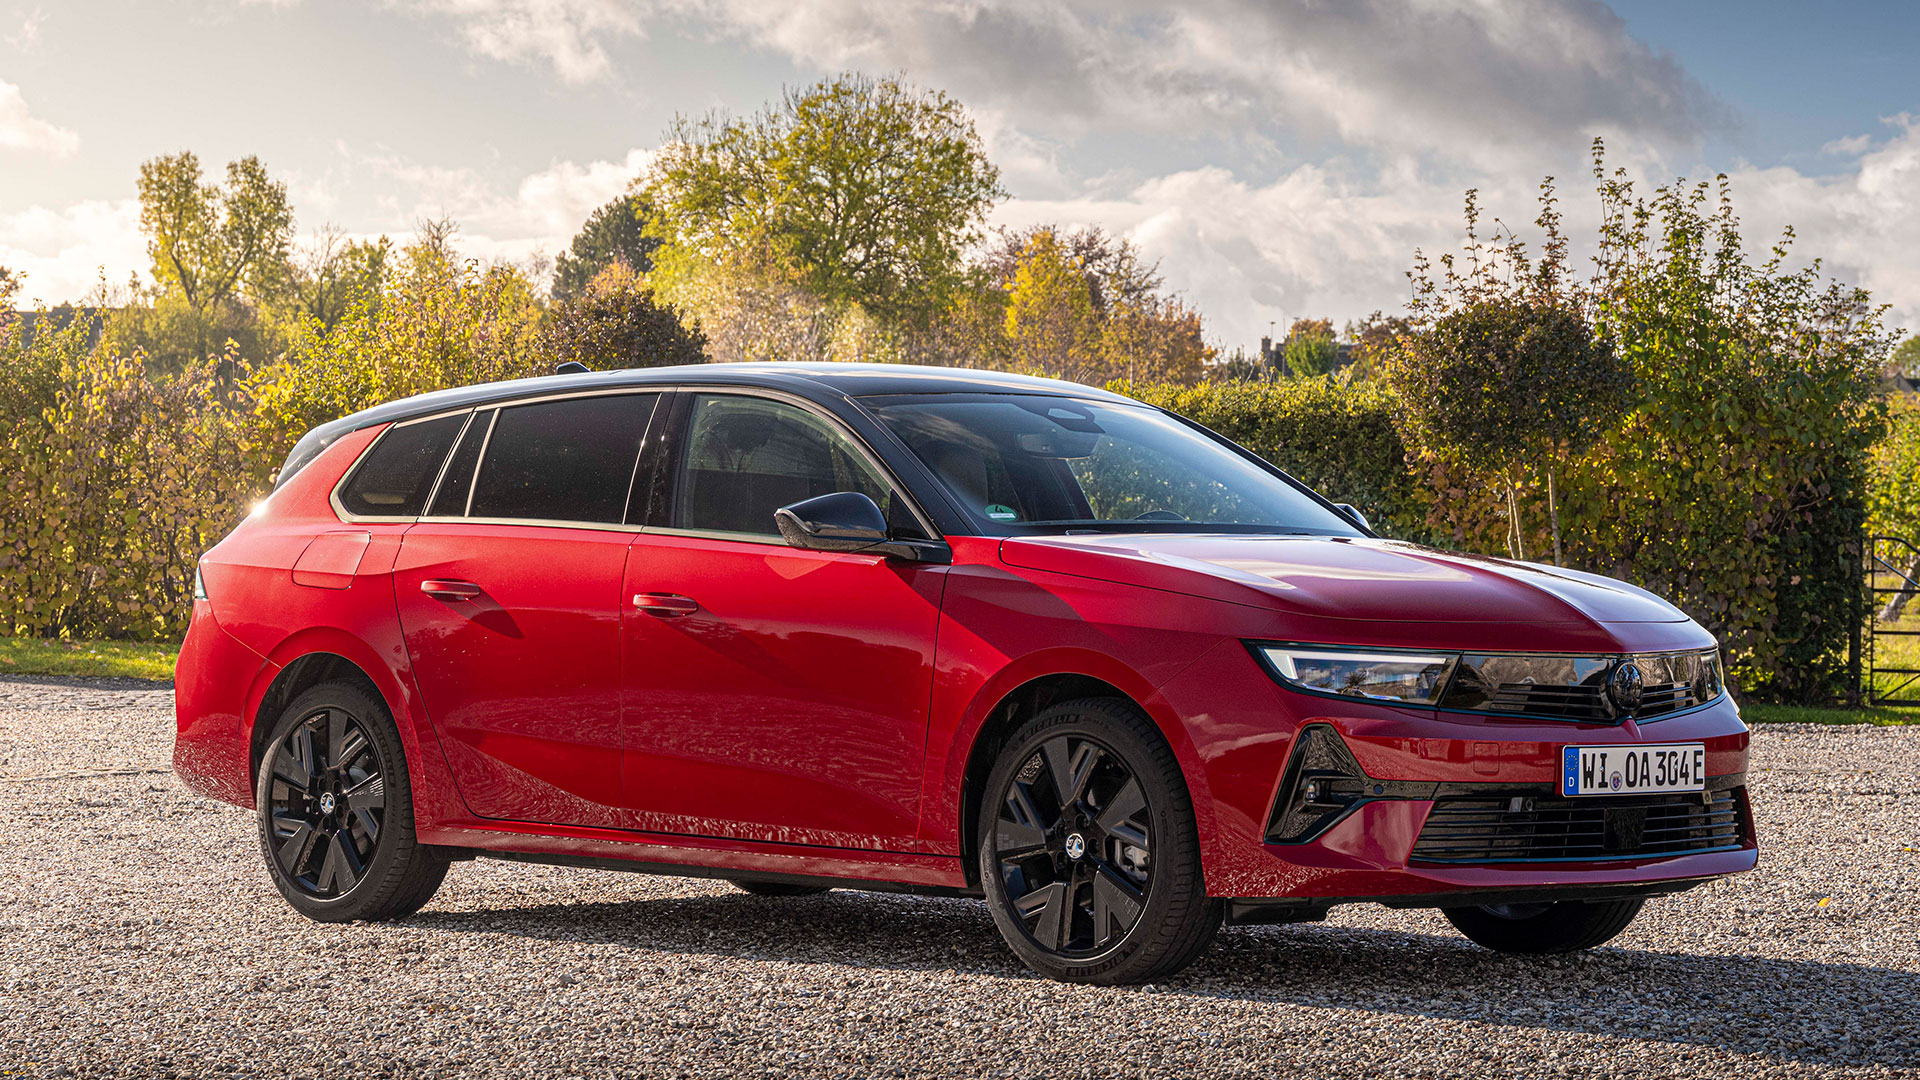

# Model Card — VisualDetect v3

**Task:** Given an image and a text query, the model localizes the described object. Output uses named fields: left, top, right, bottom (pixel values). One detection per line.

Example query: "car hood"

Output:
left=998, top=534, right=1695, bottom=631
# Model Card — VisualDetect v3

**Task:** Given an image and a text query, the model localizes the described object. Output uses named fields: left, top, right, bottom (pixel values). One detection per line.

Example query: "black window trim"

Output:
left=644, top=385, right=944, bottom=548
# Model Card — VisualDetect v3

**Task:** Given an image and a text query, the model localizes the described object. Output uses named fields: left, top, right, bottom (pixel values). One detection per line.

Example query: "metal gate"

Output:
left=1866, top=535, right=1920, bottom=704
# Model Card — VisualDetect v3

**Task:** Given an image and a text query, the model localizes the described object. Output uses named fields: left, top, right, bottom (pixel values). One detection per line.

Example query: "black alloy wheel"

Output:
left=994, top=733, right=1153, bottom=956
left=980, top=698, right=1221, bottom=984
left=265, top=705, right=386, bottom=898
left=256, top=682, right=449, bottom=922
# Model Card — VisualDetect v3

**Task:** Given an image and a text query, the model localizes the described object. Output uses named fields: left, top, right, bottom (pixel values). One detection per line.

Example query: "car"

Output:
left=173, top=362, right=1755, bottom=984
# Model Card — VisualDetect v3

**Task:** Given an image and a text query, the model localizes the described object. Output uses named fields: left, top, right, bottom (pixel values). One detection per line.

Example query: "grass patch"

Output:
left=0, top=637, right=178, bottom=681
left=1742, top=701, right=1920, bottom=726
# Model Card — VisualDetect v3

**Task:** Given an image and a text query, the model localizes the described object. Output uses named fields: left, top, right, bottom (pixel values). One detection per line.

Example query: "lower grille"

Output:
left=1410, top=786, right=1747, bottom=864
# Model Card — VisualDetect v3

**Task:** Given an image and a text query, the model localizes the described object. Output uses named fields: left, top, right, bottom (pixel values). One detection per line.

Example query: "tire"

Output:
left=977, top=697, right=1222, bottom=984
left=1443, top=898, right=1645, bottom=954
left=729, top=880, right=832, bottom=897
left=255, top=681, right=450, bottom=922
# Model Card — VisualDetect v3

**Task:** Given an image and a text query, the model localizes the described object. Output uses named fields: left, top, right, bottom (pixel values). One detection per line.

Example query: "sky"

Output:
left=1, top=0, right=1916, bottom=351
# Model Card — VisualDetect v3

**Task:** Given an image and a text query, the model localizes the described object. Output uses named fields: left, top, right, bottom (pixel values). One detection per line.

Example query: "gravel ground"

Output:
left=2, top=676, right=1917, bottom=1079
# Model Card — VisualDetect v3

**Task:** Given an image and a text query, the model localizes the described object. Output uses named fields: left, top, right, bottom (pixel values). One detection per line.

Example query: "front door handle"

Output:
left=420, top=579, right=482, bottom=601
left=633, top=592, right=700, bottom=617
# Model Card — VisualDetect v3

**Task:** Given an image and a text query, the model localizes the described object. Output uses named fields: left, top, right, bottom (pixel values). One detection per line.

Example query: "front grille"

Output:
left=1439, top=649, right=1723, bottom=724
left=1483, top=682, right=1608, bottom=721
left=1409, top=786, right=1747, bottom=864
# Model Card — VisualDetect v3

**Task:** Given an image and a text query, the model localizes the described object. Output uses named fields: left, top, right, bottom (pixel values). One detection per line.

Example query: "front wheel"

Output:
left=256, top=681, right=449, bottom=922
left=978, top=697, right=1221, bottom=984
left=1443, top=898, right=1645, bottom=954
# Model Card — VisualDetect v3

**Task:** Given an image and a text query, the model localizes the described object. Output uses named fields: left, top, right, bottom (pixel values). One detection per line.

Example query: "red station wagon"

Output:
left=174, top=363, right=1755, bottom=984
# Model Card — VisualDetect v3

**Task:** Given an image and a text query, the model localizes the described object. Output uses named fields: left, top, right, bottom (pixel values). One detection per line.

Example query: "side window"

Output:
left=672, top=394, right=911, bottom=538
left=425, top=409, right=492, bottom=517
left=469, top=394, right=657, bottom=524
left=338, top=413, right=466, bottom=517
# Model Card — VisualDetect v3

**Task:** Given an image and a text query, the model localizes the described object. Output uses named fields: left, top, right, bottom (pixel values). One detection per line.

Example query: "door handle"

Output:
left=420, top=579, right=483, bottom=601
left=633, top=592, right=700, bottom=617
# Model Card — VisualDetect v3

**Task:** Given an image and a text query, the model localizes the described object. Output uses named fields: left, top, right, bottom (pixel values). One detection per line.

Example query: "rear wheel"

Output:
left=1443, top=898, right=1645, bottom=954
left=978, top=697, right=1221, bottom=984
left=256, top=681, right=449, bottom=922
left=729, top=880, right=831, bottom=897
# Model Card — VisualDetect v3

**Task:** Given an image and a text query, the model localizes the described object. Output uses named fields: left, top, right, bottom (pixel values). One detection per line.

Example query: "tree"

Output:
left=1893, top=335, right=1920, bottom=379
left=1282, top=318, right=1340, bottom=377
left=1343, top=311, right=1414, bottom=380
left=290, top=226, right=391, bottom=331
left=133, top=152, right=296, bottom=368
left=1391, top=297, right=1630, bottom=563
left=1003, top=229, right=1100, bottom=377
left=552, top=195, right=659, bottom=301
left=966, top=225, right=1212, bottom=383
left=542, top=262, right=707, bottom=369
left=643, top=72, right=1004, bottom=327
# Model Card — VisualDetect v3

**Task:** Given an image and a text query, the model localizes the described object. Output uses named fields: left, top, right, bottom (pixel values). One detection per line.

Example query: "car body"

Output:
left=175, top=362, right=1755, bottom=982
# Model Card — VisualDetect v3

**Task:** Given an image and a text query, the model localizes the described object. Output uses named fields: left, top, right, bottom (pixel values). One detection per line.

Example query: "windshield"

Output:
left=864, top=393, right=1362, bottom=535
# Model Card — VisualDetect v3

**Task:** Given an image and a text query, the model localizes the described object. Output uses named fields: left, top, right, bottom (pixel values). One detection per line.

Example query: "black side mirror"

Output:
left=775, top=491, right=889, bottom=551
left=774, top=492, right=952, bottom=563
left=1334, top=502, right=1372, bottom=531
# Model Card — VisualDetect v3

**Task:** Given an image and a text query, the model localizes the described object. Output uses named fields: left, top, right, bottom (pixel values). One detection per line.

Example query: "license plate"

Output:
left=1561, top=743, right=1706, bottom=796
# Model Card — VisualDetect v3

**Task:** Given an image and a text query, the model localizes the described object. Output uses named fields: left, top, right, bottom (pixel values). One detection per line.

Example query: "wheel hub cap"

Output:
left=1063, top=833, right=1087, bottom=860
left=318, top=792, right=336, bottom=815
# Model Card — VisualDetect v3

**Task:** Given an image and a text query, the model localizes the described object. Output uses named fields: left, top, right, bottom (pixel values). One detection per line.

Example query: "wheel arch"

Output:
left=248, top=651, right=385, bottom=786
left=953, top=660, right=1209, bottom=888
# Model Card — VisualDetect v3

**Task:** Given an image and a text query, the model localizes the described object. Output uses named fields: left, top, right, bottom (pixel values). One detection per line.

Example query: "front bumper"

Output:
left=1149, top=639, right=1757, bottom=903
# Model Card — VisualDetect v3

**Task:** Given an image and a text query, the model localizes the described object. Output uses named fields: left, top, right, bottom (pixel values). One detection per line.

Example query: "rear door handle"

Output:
left=420, top=579, right=482, bottom=601
left=633, top=592, right=700, bottom=617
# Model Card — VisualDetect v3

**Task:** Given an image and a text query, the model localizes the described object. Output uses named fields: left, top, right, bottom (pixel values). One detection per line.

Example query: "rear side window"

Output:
left=425, top=409, right=492, bottom=517
left=338, top=414, right=466, bottom=517
left=469, top=394, right=657, bottom=524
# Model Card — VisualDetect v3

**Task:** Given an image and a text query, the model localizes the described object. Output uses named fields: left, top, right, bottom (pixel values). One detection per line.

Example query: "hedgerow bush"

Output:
left=1113, top=377, right=1432, bottom=542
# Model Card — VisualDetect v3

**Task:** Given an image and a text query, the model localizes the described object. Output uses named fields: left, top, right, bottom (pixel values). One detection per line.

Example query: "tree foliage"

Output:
left=1282, top=318, right=1341, bottom=377
left=643, top=72, right=1003, bottom=327
left=542, top=262, right=706, bottom=369
left=552, top=195, right=660, bottom=302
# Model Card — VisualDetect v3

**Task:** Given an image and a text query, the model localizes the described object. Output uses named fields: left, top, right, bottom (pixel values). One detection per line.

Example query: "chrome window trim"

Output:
left=329, top=405, right=477, bottom=524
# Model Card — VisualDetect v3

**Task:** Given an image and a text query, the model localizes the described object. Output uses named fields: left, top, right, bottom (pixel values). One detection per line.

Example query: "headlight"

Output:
left=1253, top=646, right=1454, bottom=705
left=1251, top=643, right=1724, bottom=720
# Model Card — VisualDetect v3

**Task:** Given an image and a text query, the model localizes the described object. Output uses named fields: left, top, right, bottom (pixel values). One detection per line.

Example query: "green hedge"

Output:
left=1112, top=377, right=1432, bottom=542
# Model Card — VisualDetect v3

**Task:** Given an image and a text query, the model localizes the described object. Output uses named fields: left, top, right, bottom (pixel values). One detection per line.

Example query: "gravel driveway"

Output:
left=2, top=677, right=1916, bottom=1079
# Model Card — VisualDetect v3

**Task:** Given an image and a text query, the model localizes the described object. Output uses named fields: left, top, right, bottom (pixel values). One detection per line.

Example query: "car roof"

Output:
left=275, top=362, right=1137, bottom=488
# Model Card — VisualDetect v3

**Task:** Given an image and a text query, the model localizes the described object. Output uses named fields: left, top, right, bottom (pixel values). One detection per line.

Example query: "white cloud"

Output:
left=662, top=0, right=1724, bottom=171
left=401, top=0, right=643, bottom=84
left=1730, top=115, right=1920, bottom=338
left=0, top=199, right=144, bottom=305
left=6, top=8, right=45, bottom=50
left=0, top=78, right=78, bottom=157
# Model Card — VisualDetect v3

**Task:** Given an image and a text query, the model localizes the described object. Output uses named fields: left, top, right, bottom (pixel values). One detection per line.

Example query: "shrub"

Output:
left=1112, top=377, right=1431, bottom=542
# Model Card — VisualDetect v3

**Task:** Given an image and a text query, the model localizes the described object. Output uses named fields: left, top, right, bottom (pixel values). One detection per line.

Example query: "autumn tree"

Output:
left=642, top=73, right=1004, bottom=328
left=123, top=152, right=297, bottom=368
left=1003, top=229, right=1100, bottom=376
left=290, top=226, right=391, bottom=331
left=552, top=195, right=659, bottom=301
left=542, top=262, right=707, bottom=369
